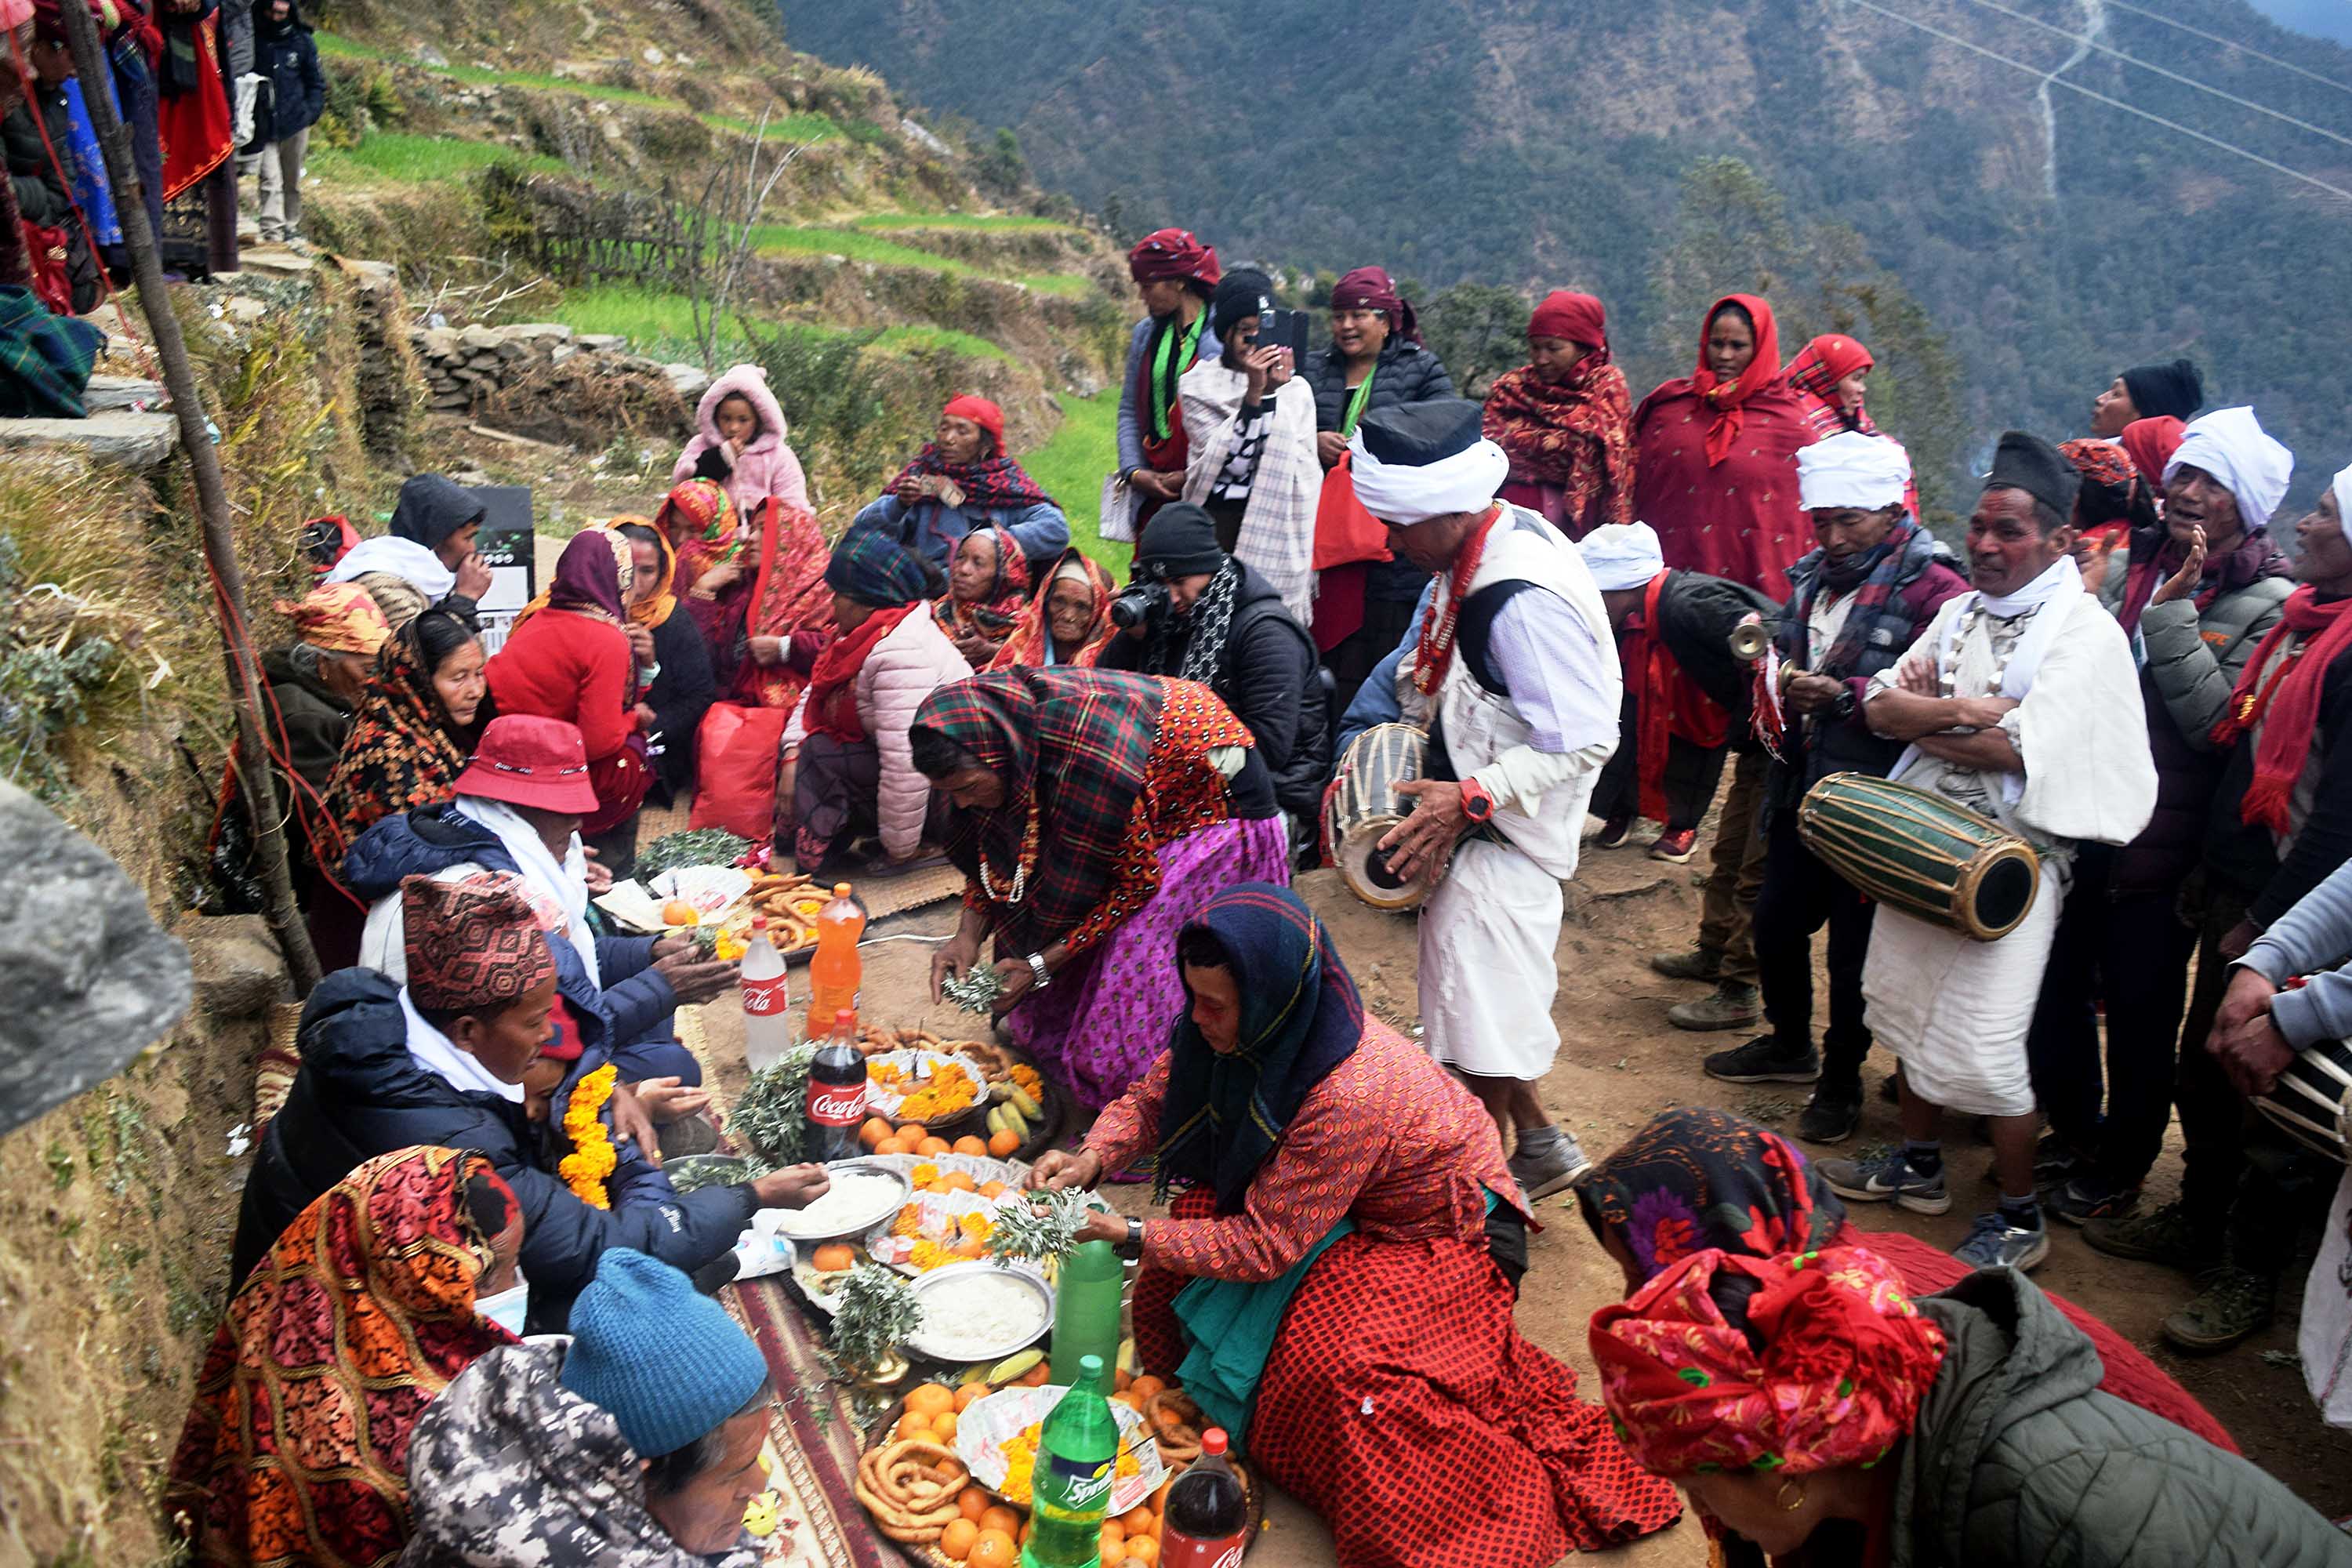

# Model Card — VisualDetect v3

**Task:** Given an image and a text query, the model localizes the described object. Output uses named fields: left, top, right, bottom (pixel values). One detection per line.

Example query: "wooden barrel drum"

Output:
left=1797, top=771, right=2040, bottom=942
left=2257, top=1039, right=2352, bottom=1163
left=1323, top=724, right=1436, bottom=912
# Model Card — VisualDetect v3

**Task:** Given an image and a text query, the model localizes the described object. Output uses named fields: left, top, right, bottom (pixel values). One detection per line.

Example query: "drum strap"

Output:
left=1453, top=579, right=1539, bottom=697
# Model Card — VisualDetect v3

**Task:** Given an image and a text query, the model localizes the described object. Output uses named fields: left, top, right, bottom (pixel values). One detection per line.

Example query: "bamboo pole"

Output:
left=56, top=2, right=323, bottom=993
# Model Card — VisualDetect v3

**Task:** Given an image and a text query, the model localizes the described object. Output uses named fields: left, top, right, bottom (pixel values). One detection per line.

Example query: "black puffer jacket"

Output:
left=247, top=0, right=325, bottom=149
left=1301, top=338, right=1457, bottom=604
left=231, top=970, right=754, bottom=1330
left=1094, top=560, right=1328, bottom=818
left=1893, top=1269, right=2350, bottom=1566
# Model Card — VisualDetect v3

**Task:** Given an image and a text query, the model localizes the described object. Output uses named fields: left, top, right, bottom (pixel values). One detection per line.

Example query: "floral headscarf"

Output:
left=935, top=525, right=1032, bottom=648
left=324, top=621, right=483, bottom=847
left=657, top=478, right=742, bottom=588
left=991, top=548, right=1116, bottom=671
left=1577, top=1108, right=1845, bottom=1283
left=1588, top=1244, right=1945, bottom=1479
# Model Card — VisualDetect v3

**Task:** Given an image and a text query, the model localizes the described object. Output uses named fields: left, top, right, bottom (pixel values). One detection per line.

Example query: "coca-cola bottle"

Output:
left=1161, top=1427, right=1250, bottom=1568
left=739, top=917, right=790, bottom=1074
left=802, top=1008, right=867, bottom=1163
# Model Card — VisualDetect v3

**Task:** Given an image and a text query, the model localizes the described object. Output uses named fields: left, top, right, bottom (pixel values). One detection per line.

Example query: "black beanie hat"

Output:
left=1984, top=430, right=2081, bottom=523
left=2119, top=358, right=2205, bottom=422
left=1210, top=269, right=1274, bottom=342
left=1134, top=503, right=1225, bottom=579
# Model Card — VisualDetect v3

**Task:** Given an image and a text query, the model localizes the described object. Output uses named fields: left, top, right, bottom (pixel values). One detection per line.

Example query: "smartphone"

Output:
left=1255, top=307, right=1308, bottom=356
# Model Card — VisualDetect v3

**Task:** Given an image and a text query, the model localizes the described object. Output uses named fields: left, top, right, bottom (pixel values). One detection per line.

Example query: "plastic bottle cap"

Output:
left=834, top=1008, right=855, bottom=1026
left=833, top=882, right=852, bottom=897
left=1200, top=1428, right=1227, bottom=1457
left=1076, top=1353, right=1104, bottom=1378
left=752, top=916, right=768, bottom=929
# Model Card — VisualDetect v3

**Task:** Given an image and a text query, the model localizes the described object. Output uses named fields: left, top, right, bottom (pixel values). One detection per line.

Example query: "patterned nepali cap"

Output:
left=401, top=873, right=557, bottom=1015
left=1588, top=1244, right=1945, bottom=1479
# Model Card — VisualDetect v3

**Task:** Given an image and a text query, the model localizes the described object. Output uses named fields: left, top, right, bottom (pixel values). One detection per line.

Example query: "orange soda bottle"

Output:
left=805, top=882, right=865, bottom=1037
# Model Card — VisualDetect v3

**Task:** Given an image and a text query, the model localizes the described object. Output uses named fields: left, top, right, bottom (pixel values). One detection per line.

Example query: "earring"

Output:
left=1776, top=1477, right=1808, bottom=1512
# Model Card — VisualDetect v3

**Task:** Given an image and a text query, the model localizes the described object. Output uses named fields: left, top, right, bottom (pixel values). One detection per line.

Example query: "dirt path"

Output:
left=687, top=807, right=2352, bottom=1565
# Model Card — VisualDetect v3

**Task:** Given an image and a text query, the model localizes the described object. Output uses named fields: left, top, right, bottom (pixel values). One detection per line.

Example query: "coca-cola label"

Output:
left=1160, top=1534, right=1248, bottom=1568
left=807, top=1081, right=866, bottom=1127
left=742, top=973, right=789, bottom=1018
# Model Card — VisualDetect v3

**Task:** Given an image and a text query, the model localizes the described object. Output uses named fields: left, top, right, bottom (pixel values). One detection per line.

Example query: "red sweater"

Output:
left=485, top=609, right=637, bottom=761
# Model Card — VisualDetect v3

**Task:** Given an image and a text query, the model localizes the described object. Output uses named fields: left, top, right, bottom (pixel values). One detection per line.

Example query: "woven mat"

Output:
left=851, top=863, right=965, bottom=924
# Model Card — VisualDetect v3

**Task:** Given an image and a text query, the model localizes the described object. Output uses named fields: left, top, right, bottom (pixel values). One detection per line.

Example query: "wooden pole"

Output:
left=56, top=2, right=323, bottom=993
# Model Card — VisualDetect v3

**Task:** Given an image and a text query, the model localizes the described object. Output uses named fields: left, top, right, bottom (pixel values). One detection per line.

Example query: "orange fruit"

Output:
left=931, top=1410, right=960, bottom=1441
left=967, top=1530, right=1018, bottom=1568
left=1127, top=1375, right=1167, bottom=1403
left=1114, top=1365, right=1134, bottom=1393
left=1098, top=1530, right=1127, bottom=1565
left=977, top=1504, right=1021, bottom=1539
left=858, top=1117, right=891, bottom=1151
left=954, top=1237, right=987, bottom=1259
left=1123, top=1537, right=1159, bottom=1566
left=1020, top=1519, right=1034, bottom=1545
left=811, top=1242, right=856, bottom=1272
left=1110, top=1391, right=1142, bottom=1413
left=938, top=1519, right=979, bottom=1561
left=978, top=1179, right=1009, bottom=1199
left=1119, top=1504, right=1154, bottom=1535
left=895, top=1412, right=931, bottom=1442
left=918, top=1136, right=953, bottom=1156
left=1020, top=1359, right=1053, bottom=1387
left=988, top=1127, right=1022, bottom=1157
left=954, top=1382, right=987, bottom=1414
left=1149, top=1478, right=1174, bottom=1515
left=905, top=1383, right=956, bottom=1419
left=957, top=1485, right=992, bottom=1522
left=953, top=1134, right=988, bottom=1156
left=944, top=1172, right=977, bottom=1192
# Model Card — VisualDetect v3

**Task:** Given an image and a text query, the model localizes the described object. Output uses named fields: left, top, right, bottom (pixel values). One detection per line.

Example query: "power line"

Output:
left=1951, top=0, right=2352, bottom=153
left=2102, top=0, right=2352, bottom=100
left=1840, top=0, right=2352, bottom=203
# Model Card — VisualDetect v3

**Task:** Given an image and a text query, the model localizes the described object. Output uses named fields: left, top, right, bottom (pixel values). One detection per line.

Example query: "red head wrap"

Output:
left=942, top=394, right=1006, bottom=453
left=2119, top=416, right=2187, bottom=493
left=1528, top=289, right=1608, bottom=357
left=1589, top=1244, right=1945, bottom=1479
left=1687, top=294, right=1784, bottom=467
left=1786, top=334, right=1872, bottom=403
left=1127, top=227, right=1220, bottom=289
left=1330, top=264, right=1421, bottom=345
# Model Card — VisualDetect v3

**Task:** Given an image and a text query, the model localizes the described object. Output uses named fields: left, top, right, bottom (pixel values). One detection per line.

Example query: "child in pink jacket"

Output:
left=671, top=364, right=812, bottom=519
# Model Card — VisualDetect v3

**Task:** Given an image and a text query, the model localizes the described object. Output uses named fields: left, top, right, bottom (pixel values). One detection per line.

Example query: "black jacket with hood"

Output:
left=248, top=0, right=325, bottom=149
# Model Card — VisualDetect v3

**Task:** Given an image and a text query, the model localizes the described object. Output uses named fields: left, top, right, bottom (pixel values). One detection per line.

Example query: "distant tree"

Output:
left=1642, top=156, right=1802, bottom=391
left=975, top=128, right=1028, bottom=197
left=1809, top=224, right=1969, bottom=536
left=1420, top=282, right=1532, bottom=398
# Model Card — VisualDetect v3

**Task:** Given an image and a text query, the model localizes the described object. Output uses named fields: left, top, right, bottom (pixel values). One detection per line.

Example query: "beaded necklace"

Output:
left=977, top=794, right=1041, bottom=906
left=1936, top=599, right=2037, bottom=699
left=1411, top=505, right=1503, bottom=696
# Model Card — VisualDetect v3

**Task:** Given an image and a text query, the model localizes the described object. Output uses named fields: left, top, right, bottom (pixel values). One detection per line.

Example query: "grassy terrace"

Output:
left=743, top=223, right=1094, bottom=298
left=1022, top=388, right=1125, bottom=571
left=307, top=132, right=565, bottom=183
left=546, top=286, right=1011, bottom=365
left=847, top=212, right=1080, bottom=234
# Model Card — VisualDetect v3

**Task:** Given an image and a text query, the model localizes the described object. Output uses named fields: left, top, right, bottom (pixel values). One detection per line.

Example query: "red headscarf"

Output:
left=2119, top=416, right=2187, bottom=493
left=1127, top=227, right=1220, bottom=289
left=1330, top=265, right=1421, bottom=346
left=1786, top=333, right=1875, bottom=440
left=1527, top=289, right=1607, bottom=354
left=942, top=393, right=1006, bottom=452
left=2213, top=587, right=2352, bottom=834
left=1589, top=1244, right=1946, bottom=1480
left=1685, top=294, right=1784, bottom=466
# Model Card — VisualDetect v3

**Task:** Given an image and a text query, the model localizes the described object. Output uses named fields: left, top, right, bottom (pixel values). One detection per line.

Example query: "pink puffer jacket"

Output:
left=787, top=611, right=970, bottom=858
left=670, top=364, right=812, bottom=518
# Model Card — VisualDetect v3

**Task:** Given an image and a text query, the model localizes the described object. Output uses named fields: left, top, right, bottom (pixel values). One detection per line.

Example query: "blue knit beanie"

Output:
left=559, top=1249, right=768, bottom=1459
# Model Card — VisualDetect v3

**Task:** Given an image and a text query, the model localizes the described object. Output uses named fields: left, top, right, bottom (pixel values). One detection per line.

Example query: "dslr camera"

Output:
left=1110, top=579, right=1171, bottom=630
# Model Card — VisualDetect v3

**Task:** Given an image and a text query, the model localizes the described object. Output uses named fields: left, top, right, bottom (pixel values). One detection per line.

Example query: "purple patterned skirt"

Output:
left=1006, top=815, right=1292, bottom=1110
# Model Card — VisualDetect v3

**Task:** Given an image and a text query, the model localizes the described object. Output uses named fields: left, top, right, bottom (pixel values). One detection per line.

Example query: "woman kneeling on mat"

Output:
left=1024, top=883, right=1680, bottom=1568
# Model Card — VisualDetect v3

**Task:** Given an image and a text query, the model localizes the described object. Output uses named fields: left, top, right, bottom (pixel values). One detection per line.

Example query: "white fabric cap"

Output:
left=2164, top=406, right=2294, bottom=531
left=1798, top=430, right=1911, bottom=512
left=325, top=535, right=458, bottom=601
left=1577, top=521, right=1664, bottom=591
left=2332, top=461, right=2352, bottom=527
left=1347, top=432, right=1509, bottom=525
left=1053, top=556, right=1094, bottom=588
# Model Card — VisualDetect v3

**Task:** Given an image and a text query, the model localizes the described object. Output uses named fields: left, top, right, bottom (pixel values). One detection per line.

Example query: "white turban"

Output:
left=2334, top=462, right=2352, bottom=525
left=325, top=535, right=458, bottom=601
left=1348, top=431, right=1510, bottom=526
left=1578, top=521, right=1664, bottom=591
left=1798, top=430, right=1911, bottom=512
left=2165, top=406, right=2293, bottom=531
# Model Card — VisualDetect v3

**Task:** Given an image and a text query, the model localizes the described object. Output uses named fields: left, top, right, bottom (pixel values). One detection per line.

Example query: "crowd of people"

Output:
left=143, top=214, right=2352, bottom=1568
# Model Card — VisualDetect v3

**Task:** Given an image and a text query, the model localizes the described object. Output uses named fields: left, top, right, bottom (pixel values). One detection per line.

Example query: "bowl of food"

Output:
left=765, top=1160, right=911, bottom=1241
left=901, top=1261, right=1052, bottom=1364
left=955, top=1384, right=1164, bottom=1512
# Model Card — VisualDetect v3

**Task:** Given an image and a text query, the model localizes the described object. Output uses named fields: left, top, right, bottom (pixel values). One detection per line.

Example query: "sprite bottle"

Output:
left=1021, top=1354, right=1119, bottom=1567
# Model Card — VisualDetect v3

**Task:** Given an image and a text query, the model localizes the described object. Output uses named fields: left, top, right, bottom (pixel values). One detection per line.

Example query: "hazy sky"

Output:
left=2248, top=0, right=2352, bottom=45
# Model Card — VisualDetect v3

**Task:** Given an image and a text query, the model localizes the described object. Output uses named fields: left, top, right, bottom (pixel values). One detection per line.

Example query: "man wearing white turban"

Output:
left=1700, top=433, right=1968, bottom=1144
left=1359, top=399, right=1621, bottom=1197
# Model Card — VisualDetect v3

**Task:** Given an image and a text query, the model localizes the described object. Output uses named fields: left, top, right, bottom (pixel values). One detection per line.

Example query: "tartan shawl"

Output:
left=1178, top=361, right=1320, bottom=624
left=0, top=282, right=102, bottom=417
left=912, top=667, right=1168, bottom=950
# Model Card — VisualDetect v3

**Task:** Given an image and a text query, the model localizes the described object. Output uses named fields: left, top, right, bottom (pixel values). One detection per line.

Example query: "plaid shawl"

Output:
left=883, top=444, right=1054, bottom=512
left=0, top=282, right=102, bottom=417
left=1776, top=514, right=1943, bottom=683
left=913, top=667, right=1171, bottom=950
left=932, top=525, right=1031, bottom=646
left=1480, top=358, right=1636, bottom=537
left=1178, top=361, right=1320, bottom=623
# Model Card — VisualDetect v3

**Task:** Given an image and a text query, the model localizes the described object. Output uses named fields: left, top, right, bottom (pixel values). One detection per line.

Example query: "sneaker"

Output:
left=1703, top=1033, right=1821, bottom=1084
left=1795, top=1088, right=1862, bottom=1145
left=1954, top=1209, right=2051, bottom=1271
left=1650, top=827, right=1699, bottom=862
left=2082, top=1199, right=2201, bottom=1271
left=1670, top=982, right=1762, bottom=1033
left=1509, top=1134, right=1592, bottom=1202
left=2047, top=1175, right=2140, bottom=1226
left=2161, top=1266, right=2275, bottom=1354
left=1594, top=812, right=1635, bottom=849
left=2031, top=1134, right=2094, bottom=1188
left=1649, top=946, right=1723, bottom=982
left=1818, top=1149, right=1951, bottom=1215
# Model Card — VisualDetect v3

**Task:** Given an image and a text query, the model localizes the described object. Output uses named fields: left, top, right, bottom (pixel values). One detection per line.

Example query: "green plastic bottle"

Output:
left=1047, top=1238, right=1123, bottom=1397
left=1022, top=1355, right=1119, bottom=1568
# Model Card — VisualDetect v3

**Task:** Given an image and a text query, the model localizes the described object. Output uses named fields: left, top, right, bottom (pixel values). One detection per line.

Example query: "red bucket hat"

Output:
left=455, top=715, right=601, bottom=815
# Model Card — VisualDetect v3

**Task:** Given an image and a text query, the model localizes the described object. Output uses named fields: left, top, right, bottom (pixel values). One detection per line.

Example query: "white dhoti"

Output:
left=1419, top=837, right=1562, bottom=1080
left=1860, top=858, right=2067, bottom=1118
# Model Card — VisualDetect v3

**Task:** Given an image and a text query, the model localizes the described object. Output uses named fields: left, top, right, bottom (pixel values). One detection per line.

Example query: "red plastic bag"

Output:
left=1311, top=450, right=1392, bottom=572
left=689, top=702, right=786, bottom=840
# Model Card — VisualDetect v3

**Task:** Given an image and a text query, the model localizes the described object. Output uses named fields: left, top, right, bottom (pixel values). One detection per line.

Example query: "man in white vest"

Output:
left=1354, top=400, right=1623, bottom=1199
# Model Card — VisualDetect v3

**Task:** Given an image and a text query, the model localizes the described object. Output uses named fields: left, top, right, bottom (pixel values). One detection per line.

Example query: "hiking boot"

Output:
left=1671, top=982, right=1762, bottom=1032
left=1954, top=1209, right=2051, bottom=1271
left=2048, top=1175, right=2140, bottom=1226
left=1650, top=945, right=1723, bottom=982
left=1650, top=827, right=1700, bottom=862
left=1795, top=1087, right=1863, bottom=1145
left=1818, top=1149, right=1951, bottom=1215
left=1703, top=1033, right=1821, bottom=1084
left=2082, top=1199, right=2201, bottom=1271
left=1594, top=811, right=1636, bottom=849
left=2161, top=1266, right=2275, bottom=1354
left=1509, top=1134, right=1592, bottom=1202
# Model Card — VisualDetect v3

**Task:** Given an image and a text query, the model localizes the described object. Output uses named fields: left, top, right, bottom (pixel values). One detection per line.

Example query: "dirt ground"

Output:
left=685, top=797, right=2352, bottom=1566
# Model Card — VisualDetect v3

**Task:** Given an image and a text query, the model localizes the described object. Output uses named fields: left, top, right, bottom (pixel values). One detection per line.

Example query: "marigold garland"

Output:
left=560, top=1064, right=620, bottom=1210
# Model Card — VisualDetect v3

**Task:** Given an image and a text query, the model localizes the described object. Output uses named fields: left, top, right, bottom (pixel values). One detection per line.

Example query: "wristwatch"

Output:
left=1831, top=685, right=1859, bottom=723
left=1120, top=1216, right=1145, bottom=1258
left=1025, top=952, right=1051, bottom=993
left=1458, top=778, right=1496, bottom=826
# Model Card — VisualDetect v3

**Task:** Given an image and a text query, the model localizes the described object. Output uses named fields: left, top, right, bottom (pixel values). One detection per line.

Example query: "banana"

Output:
left=987, top=1348, right=1044, bottom=1387
left=986, top=1105, right=1011, bottom=1138
left=1007, top=1085, right=1041, bottom=1120
left=1117, top=1336, right=1137, bottom=1377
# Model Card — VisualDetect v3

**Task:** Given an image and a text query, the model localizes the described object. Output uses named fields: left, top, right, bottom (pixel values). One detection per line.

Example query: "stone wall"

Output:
left=409, top=321, right=712, bottom=416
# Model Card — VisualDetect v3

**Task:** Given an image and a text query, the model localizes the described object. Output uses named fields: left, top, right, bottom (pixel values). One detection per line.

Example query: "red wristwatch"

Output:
left=1459, top=779, right=1496, bottom=825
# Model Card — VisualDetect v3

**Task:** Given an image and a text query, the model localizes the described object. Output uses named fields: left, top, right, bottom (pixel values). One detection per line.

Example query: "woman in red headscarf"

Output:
left=660, top=477, right=833, bottom=710
left=1115, top=227, right=1223, bottom=528
left=1632, top=294, right=1813, bottom=602
left=854, top=393, right=1069, bottom=575
left=1481, top=289, right=1635, bottom=540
